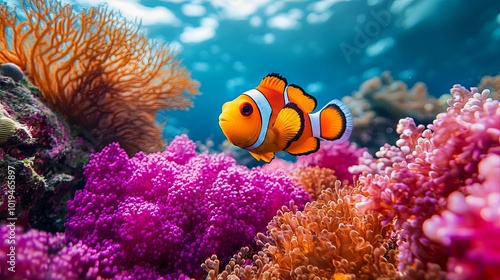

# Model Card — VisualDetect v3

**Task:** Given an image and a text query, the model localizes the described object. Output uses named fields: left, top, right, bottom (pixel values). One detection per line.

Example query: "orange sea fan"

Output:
left=0, top=0, right=199, bottom=155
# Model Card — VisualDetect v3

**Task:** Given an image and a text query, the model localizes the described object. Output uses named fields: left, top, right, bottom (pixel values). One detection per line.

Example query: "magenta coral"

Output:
left=423, top=154, right=500, bottom=279
left=296, top=140, right=367, bottom=183
left=352, top=85, right=500, bottom=276
left=65, top=135, right=310, bottom=278
left=0, top=225, right=98, bottom=279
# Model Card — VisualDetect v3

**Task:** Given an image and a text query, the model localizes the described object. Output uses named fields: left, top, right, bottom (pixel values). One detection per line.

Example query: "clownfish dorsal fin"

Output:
left=256, top=73, right=287, bottom=94
left=273, top=103, right=304, bottom=150
left=287, top=84, right=317, bottom=113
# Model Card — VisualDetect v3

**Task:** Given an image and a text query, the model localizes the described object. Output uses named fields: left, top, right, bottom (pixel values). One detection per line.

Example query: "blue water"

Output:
left=10, top=0, right=500, bottom=148
left=154, top=0, right=500, bottom=147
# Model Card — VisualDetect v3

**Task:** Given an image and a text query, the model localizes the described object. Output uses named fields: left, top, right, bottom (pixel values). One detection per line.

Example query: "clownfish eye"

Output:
left=240, top=102, right=253, bottom=116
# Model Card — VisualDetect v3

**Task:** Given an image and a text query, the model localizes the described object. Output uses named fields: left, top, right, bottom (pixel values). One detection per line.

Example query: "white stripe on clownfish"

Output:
left=242, top=89, right=272, bottom=150
left=283, top=85, right=290, bottom=104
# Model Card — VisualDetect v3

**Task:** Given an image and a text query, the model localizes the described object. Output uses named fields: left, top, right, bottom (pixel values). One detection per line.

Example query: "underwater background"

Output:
left=5, top=0, right=497, bottom=151
left=1, top=0, right=500, bottom=279
left=141, top=0, right=500, bottom=149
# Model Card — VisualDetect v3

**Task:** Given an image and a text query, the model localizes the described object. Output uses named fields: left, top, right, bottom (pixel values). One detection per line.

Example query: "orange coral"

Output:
left=0, top=0, right=199, bottom=155
left=291, top=166, right=338, bottom=200
left=204, top=182, right=400, bottom=280
left=259, top=183, right=399, bottom=279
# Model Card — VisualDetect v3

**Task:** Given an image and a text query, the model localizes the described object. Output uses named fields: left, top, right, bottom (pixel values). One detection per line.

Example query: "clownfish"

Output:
left=219, top=73, right=353, bottom=163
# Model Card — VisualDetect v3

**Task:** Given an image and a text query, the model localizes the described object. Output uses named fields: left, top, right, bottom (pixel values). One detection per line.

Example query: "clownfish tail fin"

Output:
left=309, top=99, right=353, bottom=142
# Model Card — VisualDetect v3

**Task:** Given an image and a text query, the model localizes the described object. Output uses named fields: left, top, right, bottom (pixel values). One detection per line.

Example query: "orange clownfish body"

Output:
left=219, top=73, right=353, bottom=163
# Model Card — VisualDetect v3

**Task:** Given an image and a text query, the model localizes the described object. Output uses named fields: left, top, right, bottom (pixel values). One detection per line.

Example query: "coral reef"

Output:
left=479, top=74, right=500, bottom=100
left=295, top=140, right=366, bottom=184
left=0, top=225, right=98, bottom=279
left=64, top=135, right=309, bottom=278
left=204, top=84, right=499, bottom=279
left=342, top=72, right=448, bottom=154
left=0, top=0, right=199, bottom=155
left=258, top=183, right=398, bottom=279
left=290, top=166, right=338, bottom=200
left=204, top=182, right=399, bottom=279
left=0, top=75, right=92, bottom=232
left=2, top=82, right=498, bottom=278
left=352, top=85, right=500, bottom=277
left=423, top=153, right=500, bottom=280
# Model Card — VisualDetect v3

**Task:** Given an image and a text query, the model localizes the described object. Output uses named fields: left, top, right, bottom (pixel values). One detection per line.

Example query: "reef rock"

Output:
left=0, top=75, right=93, bottom=232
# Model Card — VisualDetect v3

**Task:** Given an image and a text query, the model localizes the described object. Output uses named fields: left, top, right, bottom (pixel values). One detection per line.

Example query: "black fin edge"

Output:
left=321, top=103, right=347, bottom=141
left=265, top=73, right=288, bottom=85
left=287, top=137, right=321, bottom=156
left=288, top=83, right=318, bottom=111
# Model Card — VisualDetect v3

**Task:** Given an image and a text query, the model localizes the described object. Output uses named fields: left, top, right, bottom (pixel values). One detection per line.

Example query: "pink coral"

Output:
left=352, top=85, right=500, bottom=276
left=423, top=154, right=500, bottom=279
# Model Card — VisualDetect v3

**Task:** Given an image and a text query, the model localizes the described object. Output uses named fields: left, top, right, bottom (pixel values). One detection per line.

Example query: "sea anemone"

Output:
left=0, top=0, right=199, bottom=155
left=204, top=182, right=399, bottom=280
left=290, top=166, right=338, bottom=200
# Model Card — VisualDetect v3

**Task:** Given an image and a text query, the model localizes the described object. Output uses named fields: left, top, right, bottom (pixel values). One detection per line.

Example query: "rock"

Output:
left=0, top=75, right=94, bottom=232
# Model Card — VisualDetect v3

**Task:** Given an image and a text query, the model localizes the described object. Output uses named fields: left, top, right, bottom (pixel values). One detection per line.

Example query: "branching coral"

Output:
left=204, top=182, right=399, bottom=280
left=0, top=0, right=199, bottom=155
left=423, top=154, right=500, bottom=279
left=351, top=85, right=500, bottom=277
left=64, top=135, right=309, bottom=278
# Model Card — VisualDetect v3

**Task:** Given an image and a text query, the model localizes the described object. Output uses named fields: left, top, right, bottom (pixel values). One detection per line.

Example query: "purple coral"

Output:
left=0, top=225, right=98, bottom=279
left=296, top=140, right=367, bottom=183
left=65, top=134, right=310, bottom=278
left=352, top=85, right=500, bottom=276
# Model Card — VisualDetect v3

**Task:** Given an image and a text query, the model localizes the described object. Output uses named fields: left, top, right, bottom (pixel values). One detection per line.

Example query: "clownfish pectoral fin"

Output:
left=309, top=99, right=353, bottom=142
left=285, top=137, right=320, bottom=156
left=286, top=84, right=317, bottom=113
left=256, top=73, right=287, bottom=93
left=249, top=151, right=275, bottom=162
left=273, top=103, right=304, bottom=149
